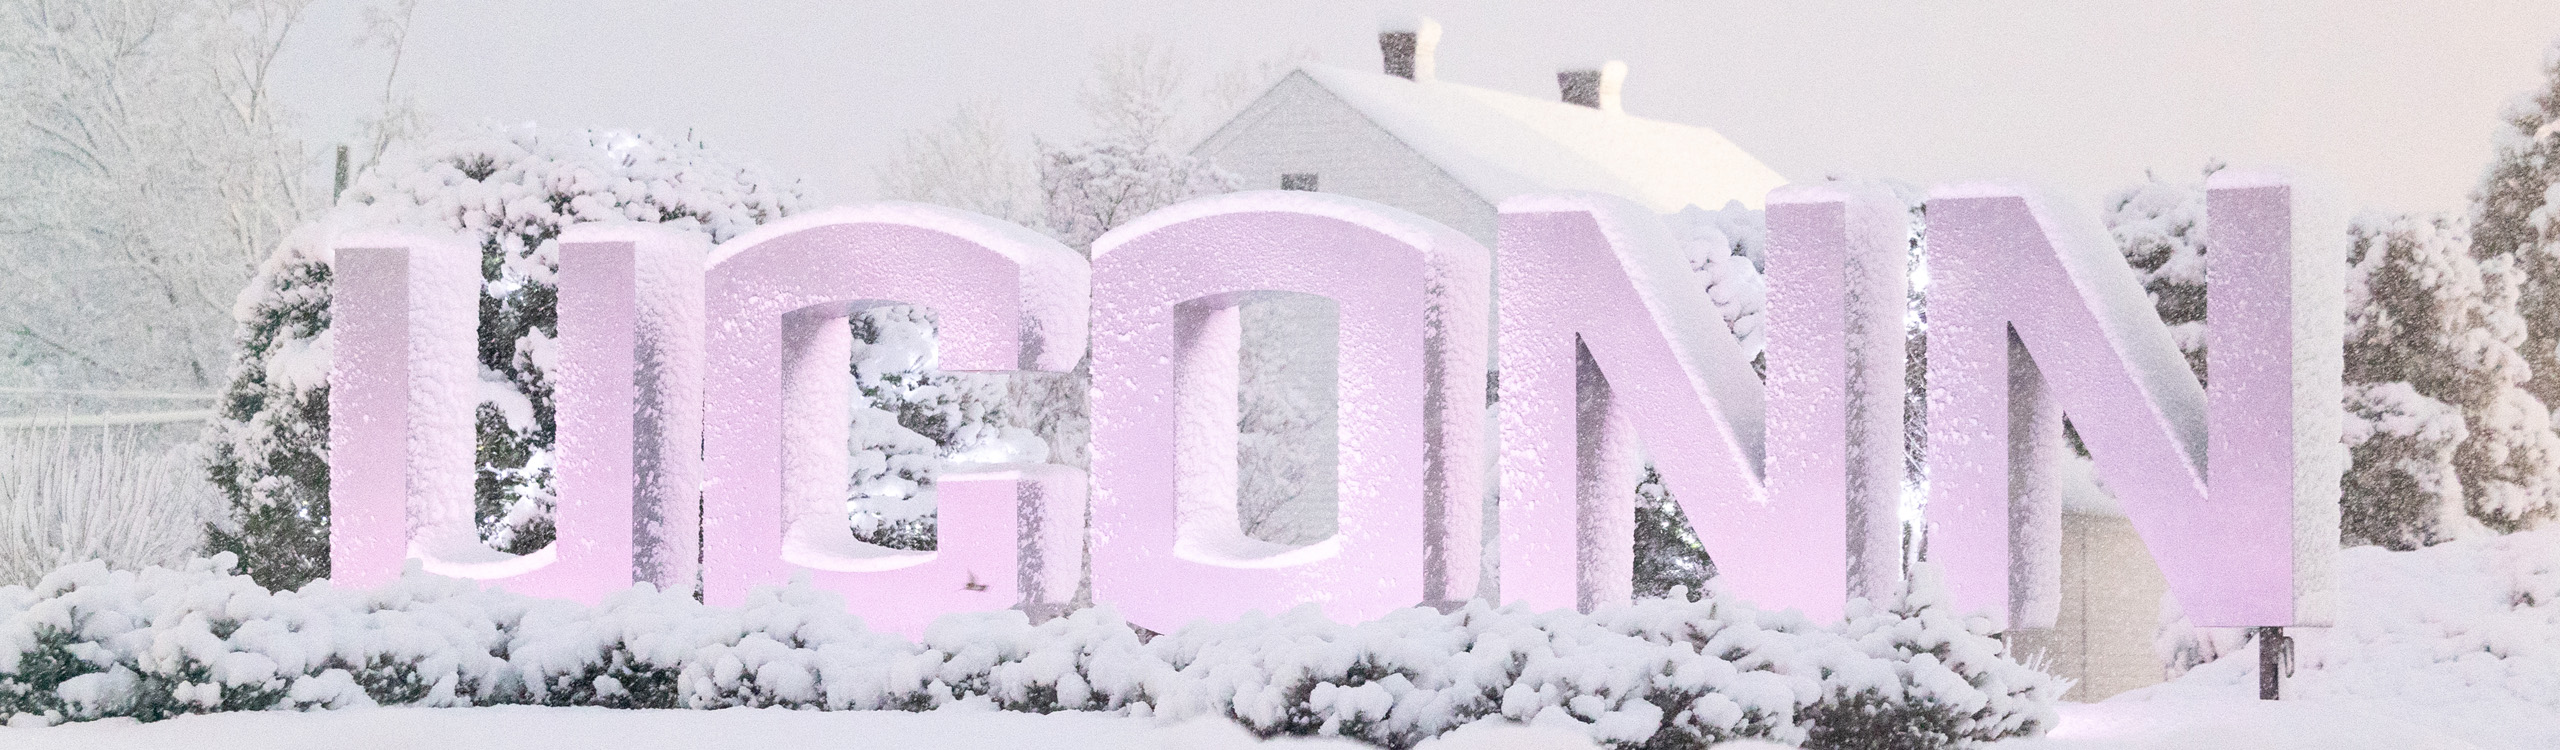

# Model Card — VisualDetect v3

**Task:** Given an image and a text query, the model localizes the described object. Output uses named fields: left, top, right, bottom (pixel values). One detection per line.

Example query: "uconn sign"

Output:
left=323, top=176, right=2339, bottom=637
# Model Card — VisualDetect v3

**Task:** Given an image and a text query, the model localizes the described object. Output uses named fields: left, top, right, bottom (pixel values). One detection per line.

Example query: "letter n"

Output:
left=1924, top=177, right=2339, bottom=629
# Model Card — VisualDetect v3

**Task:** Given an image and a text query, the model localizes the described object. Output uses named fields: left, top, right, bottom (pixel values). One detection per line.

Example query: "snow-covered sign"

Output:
left=1923, top=174, right=2340, bottom=629
left=325, top=181, right=2337, bottom=635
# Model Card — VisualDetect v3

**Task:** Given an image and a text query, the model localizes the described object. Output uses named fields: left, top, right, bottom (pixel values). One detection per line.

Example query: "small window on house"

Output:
left=1280, top=173, right=1319, bottom=192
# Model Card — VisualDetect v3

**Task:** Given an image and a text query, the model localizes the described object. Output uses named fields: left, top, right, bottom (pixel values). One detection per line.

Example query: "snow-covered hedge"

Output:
left=0, top=560, right=2059, bottom=748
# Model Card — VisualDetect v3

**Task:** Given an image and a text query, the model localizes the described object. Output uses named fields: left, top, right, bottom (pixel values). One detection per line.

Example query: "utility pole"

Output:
left=333, top=145, right=351, bottom=201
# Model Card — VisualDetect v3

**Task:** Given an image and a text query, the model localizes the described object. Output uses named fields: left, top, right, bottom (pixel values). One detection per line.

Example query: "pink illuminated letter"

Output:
left=1498, top=192, right=1906, bottom=619
left=700, top=204, right=1089, bottom=636
left=1765, top=184, right=1915, bottom=605
left=327, top=233, right=491, bottom=588
left=1088, top=192, right=1490, bottom=631
left=1924, top=177, right=2338, bottom=629
left=542, top=224, right=708, bottom=600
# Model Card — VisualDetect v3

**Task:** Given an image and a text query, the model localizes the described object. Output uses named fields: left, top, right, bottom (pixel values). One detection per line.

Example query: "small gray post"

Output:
left=333, top=145, right=351, bottom=200
left=2256, top=626, right=2289, bottom=699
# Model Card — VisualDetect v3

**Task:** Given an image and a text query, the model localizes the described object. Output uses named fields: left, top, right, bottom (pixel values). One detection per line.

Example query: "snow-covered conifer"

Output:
left=202, top=126, right=804, bottom=588
left=1630, top=465, right=1714, bottom=599
left=2105, top=167, right=2214, bottom=381
left=2339, top=383, right=2468, bottom=549
left=2450, top=252, right=2560, bottom=533
left=2342, top=213, right=2560, bottom=545
left=2468, top=41, right=2560, bottom=426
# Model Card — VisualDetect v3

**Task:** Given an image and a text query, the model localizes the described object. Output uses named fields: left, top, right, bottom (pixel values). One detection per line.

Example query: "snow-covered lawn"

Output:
left=1998, top=699, right=2536, bottom=750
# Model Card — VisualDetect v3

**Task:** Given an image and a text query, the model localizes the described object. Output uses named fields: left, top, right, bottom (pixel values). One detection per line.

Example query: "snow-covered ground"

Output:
left=2002, top=525, right=2560, bottom=750
left=2000, top=699, right=2526, bottom=750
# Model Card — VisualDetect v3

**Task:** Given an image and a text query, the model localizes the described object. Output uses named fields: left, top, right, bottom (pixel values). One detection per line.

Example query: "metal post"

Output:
left=2255, top=626, right=2290, bottom=700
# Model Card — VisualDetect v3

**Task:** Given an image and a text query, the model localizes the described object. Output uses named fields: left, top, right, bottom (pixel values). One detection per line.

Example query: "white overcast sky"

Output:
left=269, top=0, right=2560, bottom=216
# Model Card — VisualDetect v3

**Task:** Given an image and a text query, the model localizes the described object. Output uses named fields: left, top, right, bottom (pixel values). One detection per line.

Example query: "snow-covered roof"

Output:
left=1284, top=64, right=1790, bottom=212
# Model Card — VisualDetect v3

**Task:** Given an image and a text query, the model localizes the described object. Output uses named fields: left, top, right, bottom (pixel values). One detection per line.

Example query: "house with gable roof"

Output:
left=1192, top=22, right=1788, bottom=248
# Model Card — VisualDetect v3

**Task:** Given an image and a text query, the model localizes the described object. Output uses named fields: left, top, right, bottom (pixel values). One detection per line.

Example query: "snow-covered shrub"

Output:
left=0, top=426, right=215, bottom=587
left=0, top=558, right=2060, bottom=749
left=201, top=126, right=805, bottom=588
left=1802, top=565, right=2062, bottom=750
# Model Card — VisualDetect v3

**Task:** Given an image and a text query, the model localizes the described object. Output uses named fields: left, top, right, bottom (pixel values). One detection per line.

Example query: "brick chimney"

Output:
left=1557, top=60, right=1627, bottom=113
left=1380, top=17, right=1441, bottom=83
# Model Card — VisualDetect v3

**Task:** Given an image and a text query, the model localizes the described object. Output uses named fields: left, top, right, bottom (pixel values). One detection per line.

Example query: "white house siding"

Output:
left=2010, top=509, right=2172, bottom=701
left=1194, top=73, right=1502, bottom=248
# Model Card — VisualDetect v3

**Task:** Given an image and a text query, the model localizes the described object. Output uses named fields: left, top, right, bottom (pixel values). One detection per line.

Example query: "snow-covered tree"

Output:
left=1894, top=185, right=1932, bottom=570
left=1079, top=37, right=1191, bottom=151
left=874, top=101, right=1039, bottom=228
left=349, top=0, right=426, bottom=175
left=2341, top=213, right=2560, bottom=546
left=1037, top=142, right=1235, bottom=255
left=2468, top=41, right=2560, bottom=428
left=0, top=0, right=316, bottom=390
left=202, top=126, right=805, bottom=589
left=2105, top=166, right=2215, bottom=382
left=1039, top=37, right=1238, bottom=256
left=862, top=102, right=1048, bottom=543
left=2341, top=214, right=2476, bottom=548
left=2450, top=251, right=2560, bottom=534
left=1630, top=465, right=1714, bottom=599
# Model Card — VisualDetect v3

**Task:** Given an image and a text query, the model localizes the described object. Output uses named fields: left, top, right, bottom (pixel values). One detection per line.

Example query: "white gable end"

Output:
left=1197, top=72, right=1502, bottom=244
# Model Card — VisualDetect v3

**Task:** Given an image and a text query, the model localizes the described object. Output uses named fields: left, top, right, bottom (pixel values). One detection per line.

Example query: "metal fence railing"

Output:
left=0, top=387, right=218, bottom=430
